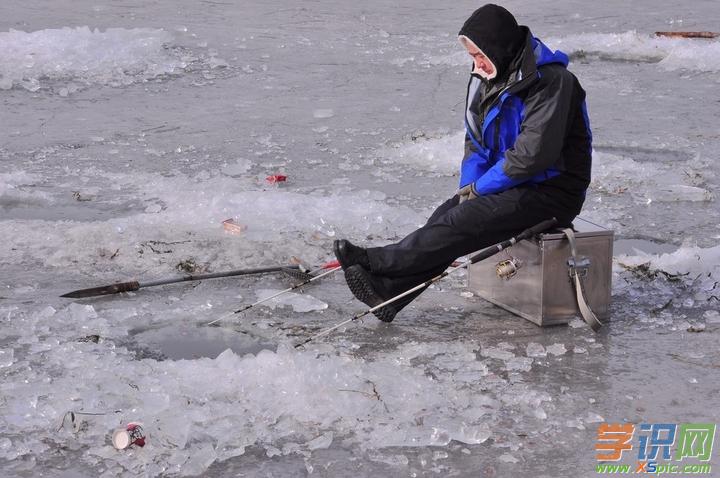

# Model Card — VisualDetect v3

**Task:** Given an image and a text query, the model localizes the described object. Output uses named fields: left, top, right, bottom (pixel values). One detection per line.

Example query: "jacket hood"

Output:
left=458, top=4, right=525, bottom=80
left=505, top=28, right=569, bottom=87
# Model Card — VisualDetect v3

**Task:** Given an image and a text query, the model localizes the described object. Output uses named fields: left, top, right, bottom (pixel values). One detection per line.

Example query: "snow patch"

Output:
left=379, top=131, right=463, bottom=175
left=617, top=244, right=720, bottom=302
left=0, top=171, right=53, bottom=207
left=547, top=31, right=720, bottom=73
left=0, top=27, right=185, bottom=91
left=0, top=175, right=425, bottom=274
left=591, top=150, right=713, bottom=203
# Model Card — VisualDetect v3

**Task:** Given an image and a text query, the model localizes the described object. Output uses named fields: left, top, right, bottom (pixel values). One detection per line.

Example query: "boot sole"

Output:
left=344, top=265, right=397, bottom=323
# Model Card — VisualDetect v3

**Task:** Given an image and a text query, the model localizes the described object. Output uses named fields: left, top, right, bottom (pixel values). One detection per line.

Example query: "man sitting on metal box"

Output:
left=333, top=3, right=592, bottom=322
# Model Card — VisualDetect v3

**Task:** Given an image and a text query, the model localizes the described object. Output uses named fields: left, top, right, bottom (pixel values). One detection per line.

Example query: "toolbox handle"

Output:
left=563, top=228, right=603, bottom=332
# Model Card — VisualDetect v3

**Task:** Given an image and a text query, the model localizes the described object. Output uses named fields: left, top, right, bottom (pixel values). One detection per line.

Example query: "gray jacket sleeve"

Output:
left=503, top=66, right=574, bottom=179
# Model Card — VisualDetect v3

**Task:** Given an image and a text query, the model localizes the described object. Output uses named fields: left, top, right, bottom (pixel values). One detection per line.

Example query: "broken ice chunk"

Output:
left=313, top=108, right=334, bottom=119
left=586, top=413, right=605, bottom=423
left=0, top=349, right=14, bottom=368
left=209, top=56, right=230, bottom=68
left=703, top=310, right=720, bottom=324
left=546, top=343, right=567, bottom=356
left=255, top=289, right=328, bottom=312
left=69, top=303, right=98, bottom=321
left=525, top=342, right=546, bottom=358
left=181, top=443, right=217, bottom=477
left=651, top=184, right=713, bottom=202
left=221, top=159, right=253, bottom=175
left=306, top=432, right=333, bottom=450
left=506, top=357, right=533, bottom=372
left=480, top=347, right=515, bottom=361
left=0, top=437, right=12, bottom=456
left=430, top=427, right=451, bottom=446
left=565, top=419, right=585, bottom=430
left=38, top=306, right=56, bottom=318
left=457, top=423, right=492, bottom=444
left=368, top=452, right=410, bottom=466
left=265, top=446, right=281, bottom=457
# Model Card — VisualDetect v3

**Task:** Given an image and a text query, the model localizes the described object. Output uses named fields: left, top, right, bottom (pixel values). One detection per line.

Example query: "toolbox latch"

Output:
left=567, top=256, right=591, bottom=278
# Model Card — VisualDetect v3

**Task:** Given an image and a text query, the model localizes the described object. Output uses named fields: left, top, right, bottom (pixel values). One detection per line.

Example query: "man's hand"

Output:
left=457, top=183, right=478, bottom=203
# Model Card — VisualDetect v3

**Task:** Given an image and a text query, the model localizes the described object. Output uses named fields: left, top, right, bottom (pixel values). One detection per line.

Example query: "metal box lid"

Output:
left=539, top=217, right=614, bottom=241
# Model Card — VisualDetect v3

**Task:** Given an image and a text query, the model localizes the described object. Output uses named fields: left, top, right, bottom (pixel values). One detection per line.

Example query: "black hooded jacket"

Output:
left=460, top=28, right=592, bottom=200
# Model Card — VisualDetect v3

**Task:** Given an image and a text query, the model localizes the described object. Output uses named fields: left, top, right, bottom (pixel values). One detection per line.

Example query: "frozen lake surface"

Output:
left=2, top=1, right=720, bottom=476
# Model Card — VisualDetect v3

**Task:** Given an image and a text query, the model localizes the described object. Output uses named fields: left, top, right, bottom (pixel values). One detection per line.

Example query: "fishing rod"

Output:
left=206, top=262, right=342, bottom=326
left=60, top=264, right=315, bottom=299
left=295, top=217, right=558, bottom=348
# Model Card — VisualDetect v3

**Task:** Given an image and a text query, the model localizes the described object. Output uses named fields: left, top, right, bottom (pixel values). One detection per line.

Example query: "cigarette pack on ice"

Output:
left=222, top=218, right=247, bottom=235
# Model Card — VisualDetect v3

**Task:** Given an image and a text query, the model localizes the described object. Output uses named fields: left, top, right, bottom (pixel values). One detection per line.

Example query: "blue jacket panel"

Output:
left=459, top=142, right=491, bottom=184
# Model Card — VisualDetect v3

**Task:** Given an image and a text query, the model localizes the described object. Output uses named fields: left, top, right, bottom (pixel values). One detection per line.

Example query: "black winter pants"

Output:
left=364, top=184, right=583, bottom=311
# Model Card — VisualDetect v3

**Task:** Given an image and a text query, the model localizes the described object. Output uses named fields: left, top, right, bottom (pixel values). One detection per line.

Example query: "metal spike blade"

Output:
left=60, top=281, right=141, bottom=298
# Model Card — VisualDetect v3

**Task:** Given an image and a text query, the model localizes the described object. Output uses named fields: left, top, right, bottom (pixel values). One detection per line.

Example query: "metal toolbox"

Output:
left=468, top=218, right=613, bottom=327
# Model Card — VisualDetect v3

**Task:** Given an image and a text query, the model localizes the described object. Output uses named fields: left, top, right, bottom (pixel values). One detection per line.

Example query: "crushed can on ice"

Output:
left=112, top=422, right=146, bottom=450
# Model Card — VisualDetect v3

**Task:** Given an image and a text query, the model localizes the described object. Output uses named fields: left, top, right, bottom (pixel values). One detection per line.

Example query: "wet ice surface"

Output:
left=2, top=1, right=720, bottom=476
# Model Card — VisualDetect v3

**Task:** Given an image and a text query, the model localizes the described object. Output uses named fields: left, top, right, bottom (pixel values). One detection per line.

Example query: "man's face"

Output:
left=459, top=35, right=497, bottom=80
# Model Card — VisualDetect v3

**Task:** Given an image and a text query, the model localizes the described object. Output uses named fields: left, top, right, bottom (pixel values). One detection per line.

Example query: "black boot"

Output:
left=333, top=239, right=371, bottom=270
left=343, top=265, right=397, bottom=322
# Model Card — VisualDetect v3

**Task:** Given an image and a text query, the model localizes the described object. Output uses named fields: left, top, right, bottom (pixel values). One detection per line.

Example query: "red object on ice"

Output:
left=112, top=422, right=146, bottom=450
left=655, top=31, right=718, bottom=39
left=266, top=175, right=287, bottom=184
left=127, top=423, right=146, bottom=447
left=222, top=218, right=247, bottom=234
left=323, top=260, right=341, bottom=269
